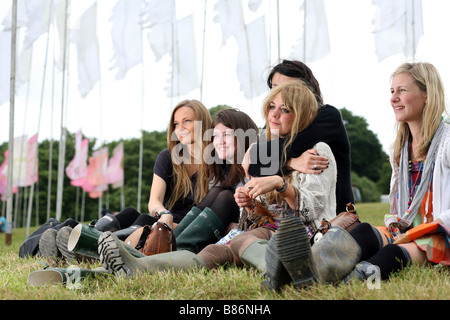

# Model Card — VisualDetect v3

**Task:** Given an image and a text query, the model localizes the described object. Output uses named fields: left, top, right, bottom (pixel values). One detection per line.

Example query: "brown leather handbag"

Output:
left=124, top=222, right=176, bottom=256
left=314, top=203, right=361, bottom=243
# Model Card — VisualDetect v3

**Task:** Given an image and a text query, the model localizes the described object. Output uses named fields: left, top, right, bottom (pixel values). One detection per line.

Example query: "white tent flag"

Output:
left=167, top=14, right=199, bottom=97
left=290, top=0, right=330, bottom=63
left=72, top=3, right=100, bottom=98
left=110, top=0, right=143, bottom=80
left=372, top=0, right=423, bottom=62
left=235, top=16, right=269, bottom=99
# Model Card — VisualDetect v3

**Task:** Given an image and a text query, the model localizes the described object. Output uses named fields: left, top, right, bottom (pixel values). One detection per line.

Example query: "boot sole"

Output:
left=38, top=229, right=61, bottom=264
left=98, top=232, right=133, bottom=277
left=276, top=216, right=316, bottom=289
left=56, top=227, right=76, bottom=263
left=261, top=234, right=292, bottom=291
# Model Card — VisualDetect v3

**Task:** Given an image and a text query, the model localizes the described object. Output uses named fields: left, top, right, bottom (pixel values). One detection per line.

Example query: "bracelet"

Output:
left=158, top=210, right=173, bottom=218
left=276, top=177, right=288, bottom=193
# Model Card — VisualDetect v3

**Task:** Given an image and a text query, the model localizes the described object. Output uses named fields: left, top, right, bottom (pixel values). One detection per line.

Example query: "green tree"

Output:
left=340, top=108, right=388, bottom=182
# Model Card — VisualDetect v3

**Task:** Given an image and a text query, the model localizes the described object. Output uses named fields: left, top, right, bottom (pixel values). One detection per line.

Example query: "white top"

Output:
left=290, top=142, right=337, bottom=229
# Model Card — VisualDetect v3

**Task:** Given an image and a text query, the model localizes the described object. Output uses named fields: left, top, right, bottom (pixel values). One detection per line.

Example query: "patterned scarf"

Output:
left=386, top=121, right=445, bottom=236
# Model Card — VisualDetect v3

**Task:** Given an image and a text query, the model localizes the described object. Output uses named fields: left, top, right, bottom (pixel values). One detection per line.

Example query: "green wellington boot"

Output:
left=68, top=223, right=146, bottom=260
left=98, top=231, right=206, bottom=277
left=175, top=207, right=225, bottom=253
left=274, top=216, right=362, bottom=289
left=240, top=239, right=269, bottom=274
left=173, top=206, right=202, bottom=238
left=28, top=266, right=109, bottom=287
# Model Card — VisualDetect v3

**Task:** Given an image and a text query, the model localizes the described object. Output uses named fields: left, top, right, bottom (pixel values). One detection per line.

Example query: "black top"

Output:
left=153, top=149, right=197, bottom=223
left=248, top=104, right=354, bottom=214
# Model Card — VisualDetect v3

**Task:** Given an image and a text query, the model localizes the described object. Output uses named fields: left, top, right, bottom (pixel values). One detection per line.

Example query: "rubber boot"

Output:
left=98, top=231, right=206, bottom=277
left=175, top=207, right=225, bottom=253
left=275, top=216, right=362, bottom=289
left=68, top=223, right=146, bottom=260
left=240, top=239, right=269, bottom=274
left=95, top=213, right=121, bottom=232
left=261, top=233, right=292, bottom=291
left=28, top=266, right=108, bottom=287
left=344, top=261, right=380, bottom=283
left=173, top=206, right=202, bottom=238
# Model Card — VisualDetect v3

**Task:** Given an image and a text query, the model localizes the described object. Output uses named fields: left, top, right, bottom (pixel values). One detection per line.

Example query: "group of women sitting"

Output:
left=27, top=59, right=450, bottom=290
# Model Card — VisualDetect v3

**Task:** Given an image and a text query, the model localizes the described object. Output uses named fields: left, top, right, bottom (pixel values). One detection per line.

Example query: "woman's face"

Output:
left=213, top=123, right=235, bottom=161
left=271, top=72, right=297, bottom=87
left=173, top=106, right=196, bottom=145
left=390, top=72, right=427, bottom=125
left=268, top=92, right=295, bottom=137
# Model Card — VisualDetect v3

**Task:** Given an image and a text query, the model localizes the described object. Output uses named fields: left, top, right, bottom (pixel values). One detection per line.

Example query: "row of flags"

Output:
left=0, top=0, right=424, bottom=105
left=0, top=130, right=124, bottom=201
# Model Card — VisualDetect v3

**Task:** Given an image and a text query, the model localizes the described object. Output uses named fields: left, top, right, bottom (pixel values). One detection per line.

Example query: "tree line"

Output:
left=0, top=107, right=390, bottom=227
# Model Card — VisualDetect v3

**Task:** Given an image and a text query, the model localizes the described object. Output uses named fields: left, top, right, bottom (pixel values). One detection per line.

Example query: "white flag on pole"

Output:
left=22, top=0, right=53, bottom=49
left=235, top=16, right=268, bottom=99
left=166, top=14, right=199, bottom=97
left=290, top=0, right=330, bottom=63
left=110, top=0, right=143, bottom=80
left=372, top=0, right=423, bottom=62
left=72, top=3, right=100, bottom=98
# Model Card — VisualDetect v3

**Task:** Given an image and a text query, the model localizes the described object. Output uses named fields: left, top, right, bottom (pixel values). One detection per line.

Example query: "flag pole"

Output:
left=56, top=0, right=70, bottom=221
left=6, top=0, right=18, bottom=245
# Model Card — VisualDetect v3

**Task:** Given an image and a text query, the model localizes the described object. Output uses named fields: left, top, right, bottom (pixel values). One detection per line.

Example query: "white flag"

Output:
left=143, top=0, right=174, bottom=61
left=235, top=16, right=268, bottom=99
left=110, top=0, right=143, bottom=80
left=166, top=14, right=199, bottom=97
left=213, top=0, right=245, bottom=46
left=372, top=0, right=423, bottom=62
left=290, top=0, right=330, bottom=63
left=0, top=31, right=11, bottom=106
left=22, top=0, right=53, bottom=49
left=71, top=3, right=100, bottom=98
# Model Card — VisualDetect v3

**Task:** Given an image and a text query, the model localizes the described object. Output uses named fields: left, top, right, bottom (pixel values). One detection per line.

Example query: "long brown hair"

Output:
left=210, top=108, right=258, bottom=188
left=166, top=100, right=212, bottom=209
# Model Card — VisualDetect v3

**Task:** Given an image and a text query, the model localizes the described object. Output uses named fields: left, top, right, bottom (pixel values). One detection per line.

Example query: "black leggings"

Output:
left=349, top=223, right=412, bottom=280
left=196, top=187, right=240, bottom=227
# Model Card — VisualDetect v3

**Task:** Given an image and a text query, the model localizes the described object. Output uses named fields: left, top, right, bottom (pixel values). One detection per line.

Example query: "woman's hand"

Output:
left=244, top=176, right=285, bottom=200
left=234, top=186, right=253, bottom=208
left=286, top=149, right=329, bottom=174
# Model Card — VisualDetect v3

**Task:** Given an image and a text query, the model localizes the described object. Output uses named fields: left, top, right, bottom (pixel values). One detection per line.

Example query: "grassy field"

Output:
left=0, top=202, right=448, bottom=303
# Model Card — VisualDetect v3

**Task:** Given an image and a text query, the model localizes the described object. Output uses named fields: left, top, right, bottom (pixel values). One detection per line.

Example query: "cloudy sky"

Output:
left=1, top=0, right=450, bottom=155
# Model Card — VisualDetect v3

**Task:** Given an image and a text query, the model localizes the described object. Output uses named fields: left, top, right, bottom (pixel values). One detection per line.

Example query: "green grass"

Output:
left=0, top=202, right=448, bottom=301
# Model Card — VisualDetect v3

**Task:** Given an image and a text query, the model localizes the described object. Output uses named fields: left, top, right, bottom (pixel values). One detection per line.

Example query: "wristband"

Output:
left=276, top=177, right=288, bottom=193
left=158, top=210, right=173, bottom=218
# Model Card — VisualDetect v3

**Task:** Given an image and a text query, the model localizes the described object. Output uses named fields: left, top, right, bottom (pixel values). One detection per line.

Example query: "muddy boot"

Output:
left=98, top=232, right=205, bottom=277
left=276, top=216, right=362, bottom=289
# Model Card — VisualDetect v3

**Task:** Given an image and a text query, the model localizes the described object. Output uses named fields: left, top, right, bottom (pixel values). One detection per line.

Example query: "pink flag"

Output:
left=82, top=147, right=108, bottom=199
left=25, top=133, right=38, bottom=186
left=106, top=142, right=124, bottom=189
left=66, top=130, right=88, bottom=186
left=0, top=150, right=18, bottom=201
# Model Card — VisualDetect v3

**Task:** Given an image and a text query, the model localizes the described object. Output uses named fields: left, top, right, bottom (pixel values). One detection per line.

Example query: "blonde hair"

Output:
left=391, top=62, right=447, bottom=164
left=166, top=100, right=212, bottom=209
left=262, top=80, right=319, bottom=204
